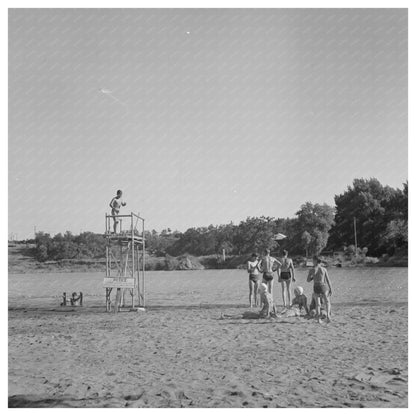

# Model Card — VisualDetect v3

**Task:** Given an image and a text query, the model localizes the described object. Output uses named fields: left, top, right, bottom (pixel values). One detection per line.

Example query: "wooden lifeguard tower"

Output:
left=103, top=212, right=145, bottom=313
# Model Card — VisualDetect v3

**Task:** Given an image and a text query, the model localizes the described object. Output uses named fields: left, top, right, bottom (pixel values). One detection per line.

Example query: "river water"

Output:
left=8, top=267, right=407, bottom=309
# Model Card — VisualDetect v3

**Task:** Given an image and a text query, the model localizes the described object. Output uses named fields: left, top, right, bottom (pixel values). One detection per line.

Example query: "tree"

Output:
left=301, top=231, right=312, bottom=257
left=383, top=219, right=408, bottom=254
left=145, top=230, right=180, bottom=256
left=34, top=232, right=51, bottom=261
left=295, top=202, right=335, bottom=255
left=215, top=223, right=237, bottom=254
left=234, top=216, right=278, bottom=254
left=328, top=178, right=408, bottom=256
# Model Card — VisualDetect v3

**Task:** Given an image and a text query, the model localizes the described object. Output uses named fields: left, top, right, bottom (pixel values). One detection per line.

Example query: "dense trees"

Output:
left=327, top=178, right=408, bottom=256
left=293, top=203, right=335, bottom=256
left=33, top=178, right=407, bottom=262
left=35, top=231, right=106, bottom=261
left=155, top=208, right=334, bottom=258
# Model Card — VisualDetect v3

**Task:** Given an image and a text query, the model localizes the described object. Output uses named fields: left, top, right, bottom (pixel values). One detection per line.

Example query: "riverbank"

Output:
left=8, top=244, right=407, bottom=274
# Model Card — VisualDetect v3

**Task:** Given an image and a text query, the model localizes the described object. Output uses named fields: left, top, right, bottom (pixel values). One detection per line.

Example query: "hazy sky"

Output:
left=9, top=8, right=407, bottom=239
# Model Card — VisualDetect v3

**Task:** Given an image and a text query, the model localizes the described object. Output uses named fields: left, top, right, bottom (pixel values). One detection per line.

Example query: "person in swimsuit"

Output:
left=275, top=286, right=308, bottom=318
left=220, top=283, right=277, bottom=320
left=291, top=286, right=309, bottom=314
left=258, top=249, right=282, bottom=295
left=307, top=256, right=333, bottom=323
left=247, top=253, right=260, bottom=307
left=109, top=189, right=126, bottom=233
left=278, top=249, right=296, bottom=308
left=258, top=283, right=277, bottom=318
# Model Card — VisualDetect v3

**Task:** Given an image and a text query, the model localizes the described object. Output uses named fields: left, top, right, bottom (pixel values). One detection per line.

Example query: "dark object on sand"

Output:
left=60, top=292, right=83, bottom=307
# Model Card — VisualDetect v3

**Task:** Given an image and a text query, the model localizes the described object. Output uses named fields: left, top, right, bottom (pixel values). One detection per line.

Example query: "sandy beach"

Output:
left=7, top=6, right=409, bottom=410
left=8, top=268, right=408, bottom=408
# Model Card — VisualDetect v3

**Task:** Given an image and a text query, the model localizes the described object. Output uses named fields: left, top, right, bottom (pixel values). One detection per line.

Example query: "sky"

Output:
left=8, top=8, right=408, bottom=239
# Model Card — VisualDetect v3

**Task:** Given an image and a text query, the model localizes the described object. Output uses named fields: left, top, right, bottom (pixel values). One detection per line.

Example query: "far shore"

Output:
left=8, top=246, right=407, bottom=274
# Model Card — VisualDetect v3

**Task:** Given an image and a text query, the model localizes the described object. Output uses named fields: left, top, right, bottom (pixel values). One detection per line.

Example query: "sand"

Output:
left=8, top=268, right=408, bottom=408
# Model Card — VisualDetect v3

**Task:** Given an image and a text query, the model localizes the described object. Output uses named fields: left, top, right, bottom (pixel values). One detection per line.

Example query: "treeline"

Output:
left=146, top=178, right=408, bottom=258
left=146, top=204, right=334, bottom=258
left=34, top=231, right=106, bottom=262
left=33, top=178, right=407, bottom=262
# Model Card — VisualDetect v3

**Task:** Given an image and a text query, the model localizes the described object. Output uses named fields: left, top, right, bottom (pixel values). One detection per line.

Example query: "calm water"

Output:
left=8, top=268, right=408, bottom=309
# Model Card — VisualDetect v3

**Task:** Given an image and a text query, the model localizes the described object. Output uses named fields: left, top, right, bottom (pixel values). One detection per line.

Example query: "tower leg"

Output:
left=114, top=288, right=121, bottom=314
left=106, top=288, right=113, bottom=312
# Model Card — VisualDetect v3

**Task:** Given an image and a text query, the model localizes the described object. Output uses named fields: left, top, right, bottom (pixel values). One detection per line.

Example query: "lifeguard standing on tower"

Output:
left=109, top=189, right=126, bottom=233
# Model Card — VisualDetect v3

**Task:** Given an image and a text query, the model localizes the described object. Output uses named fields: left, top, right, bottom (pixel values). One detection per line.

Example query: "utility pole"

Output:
left=354, top=217, right=358, bottom=255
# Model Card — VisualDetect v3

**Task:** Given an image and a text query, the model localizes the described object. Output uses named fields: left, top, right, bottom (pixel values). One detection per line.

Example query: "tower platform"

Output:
left=104, top=231, right=144, bottom=244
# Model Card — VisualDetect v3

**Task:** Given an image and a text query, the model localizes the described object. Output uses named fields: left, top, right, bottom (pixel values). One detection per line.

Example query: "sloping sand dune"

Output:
left=8, top=269, right=407, bottom=407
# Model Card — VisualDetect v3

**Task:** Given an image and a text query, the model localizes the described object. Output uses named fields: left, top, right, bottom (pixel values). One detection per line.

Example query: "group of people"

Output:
left=109, top=190, right=333, bottom=323
left=246, top=249, right=333, bottom=323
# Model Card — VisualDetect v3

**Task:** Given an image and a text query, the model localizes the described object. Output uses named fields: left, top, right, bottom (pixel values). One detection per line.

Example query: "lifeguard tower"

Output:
left=103, top=212, right=145, bottom=313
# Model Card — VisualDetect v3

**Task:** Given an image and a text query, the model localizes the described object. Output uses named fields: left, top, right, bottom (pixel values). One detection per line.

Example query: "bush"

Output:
left=165, top=255, right=180, bottom=271
left=36, top=244, right=48, bottom=262
left=144, top=256, right=167, bottom=271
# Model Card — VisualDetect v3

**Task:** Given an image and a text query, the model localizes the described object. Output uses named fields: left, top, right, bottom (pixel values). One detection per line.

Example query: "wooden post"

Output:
left=119, top=239, right=123, bottom=276
left=114, top=288, right=121, bottom=314
left=142, top=218, right=145, bottom=307
left=131, top=214, right=135, bottom=308
left=136, top=244, right=139, bottom=305
left=354, top=217, right=358, bottom=255
left=124, top=245, right=129, bottom=277
left=137, top=244, right=141, bottom=306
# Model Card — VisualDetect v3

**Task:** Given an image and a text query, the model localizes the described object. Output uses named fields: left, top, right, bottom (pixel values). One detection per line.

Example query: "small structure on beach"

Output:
left=103, top=212, right=146, bottom=313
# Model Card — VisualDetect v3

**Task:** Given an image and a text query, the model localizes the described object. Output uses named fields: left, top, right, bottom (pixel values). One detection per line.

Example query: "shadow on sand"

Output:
left=8, top=300, right=407, bottom=316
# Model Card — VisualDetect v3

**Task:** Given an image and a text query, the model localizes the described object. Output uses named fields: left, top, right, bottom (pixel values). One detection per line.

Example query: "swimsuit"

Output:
left=280, top=258, right=292, bottom=281
left=247, top=260, right=260, bottom=282
left=249, top=274, right=260, bottom=282
left=313, top=282, right=329, bottom=295
left=263, top=272, right=274, bottom=282
left=310, top=265, right=329, bottom=295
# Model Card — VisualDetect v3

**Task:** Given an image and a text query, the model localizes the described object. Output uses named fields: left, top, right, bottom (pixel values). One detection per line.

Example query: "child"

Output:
left=307, top=256, right=333, bottom=323
left=220, top=283, right=277, bottom=320
left=258, top=282, right=277, bottom=318
left=291, top=286, right=309, bottom=315
left=275, top=286, right=308, bottom=318
left=109, top=190, right=126, bottom=233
